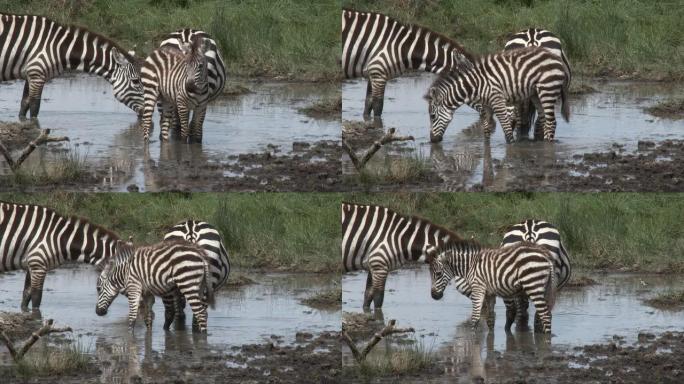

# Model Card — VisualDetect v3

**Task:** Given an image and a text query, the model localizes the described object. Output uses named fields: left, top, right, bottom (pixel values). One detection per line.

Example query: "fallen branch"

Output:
left=0, top=129, right=69, bottom=172
left=343, top=128, right=414, bottom=171
left=341, top=319, right=415, bottom=363
left=0, top=319, right=73, bottom=362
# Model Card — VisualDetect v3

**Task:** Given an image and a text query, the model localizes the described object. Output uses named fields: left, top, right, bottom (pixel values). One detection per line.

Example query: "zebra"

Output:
left=342, top=8, right=474, bottom=118
left=156, top=29, right=226, bottom=142
left=501, top=219, right=571, bottom=331
left=0, top=201, right=124, bottom=311
left=140, top=35, right=210, bottom=143
left=427, top=242, right=557, bottom=333
left=95, top=240, right=215, bottom=332
left=341, top=202, right=460, bottom=309
left=502, top=28, right=571, bottom=139
left=161, top=220, right=230, bottom=329
left=0, top=12, right=143, bottom=118
left=426, top=46, right=570, bottom=144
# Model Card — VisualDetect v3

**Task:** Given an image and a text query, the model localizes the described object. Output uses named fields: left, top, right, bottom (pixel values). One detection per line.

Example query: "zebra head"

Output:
left=425, top=246, right=453, bottom=300
left=95, top=246, right=132, bottom=316
left=180, top=36, right=209, bottom=96
left=425, top=83, right=459, bottom=143
left=111, top=48, right=144, bottom=116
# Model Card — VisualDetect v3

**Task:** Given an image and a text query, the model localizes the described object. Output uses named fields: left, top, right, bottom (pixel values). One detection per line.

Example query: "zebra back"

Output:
left=342, top=9, right=473, bottom=79
left=163, top=220, right=230, bottom=291
left=341, top=202, right=460, bottom=272
left=504, top=28, right=571, bottom=78
left=501, top=219, right=571, bottom=288
left=0, top=12, right=143, bottom=113
left=159, top=29, right=226, bottom=102
left=0, top=201, right=122, bottom=272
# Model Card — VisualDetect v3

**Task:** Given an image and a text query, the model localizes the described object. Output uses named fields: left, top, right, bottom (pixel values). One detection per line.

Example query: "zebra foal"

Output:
left=95, top=240, right=215, bottom=332
left=0, top=12, right=143, bottom=118
left=427, top=242, right=557, bottom=334
left=426, top=46, right=570, bottom=144
left=140, top=35, right=210, bottom=143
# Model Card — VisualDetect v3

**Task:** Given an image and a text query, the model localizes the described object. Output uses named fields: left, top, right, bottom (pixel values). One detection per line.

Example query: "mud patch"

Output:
left=301, top=287, right=342, bottom=311
left=644, top=290, right=684, bottom=311
left=0, top=121, right=41, bottom=149
left=645, top=98, right=684, bottom=120
left=0, top=311, right=41, bottom=340
left=298, top=95, right=342, bottom=120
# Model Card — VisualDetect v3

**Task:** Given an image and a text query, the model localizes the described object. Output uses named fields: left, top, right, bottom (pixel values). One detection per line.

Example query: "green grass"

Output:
left=0, top=193, right=342, bottom=272
left=644, top=290, right=684, bottom=310
left=344, top=0, right=684, bottom=81
left=644, top=97, right=684, bottom=119
left=2, top=149, right=93, bottom=186
left=357, top=341, right=435, bottom=377
left=356, top=151, right=435, bottom=185
left=342, top=193, right=684, bottom=273
left=15, top=341, right=92, bottom=377
left=3, top=0, right=339, bottom=81
left=301, top=286, right=342, bottom=310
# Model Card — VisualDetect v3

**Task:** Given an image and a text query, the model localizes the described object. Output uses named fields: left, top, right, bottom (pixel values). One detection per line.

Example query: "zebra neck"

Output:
left=446, top=243, right=481, bottom=278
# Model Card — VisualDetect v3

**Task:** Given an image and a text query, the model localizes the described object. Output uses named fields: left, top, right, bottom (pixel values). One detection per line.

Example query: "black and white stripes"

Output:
left=0, top=201, right=123, bottom=311
left=426, top=46, right=570, bottom=143
left=342, top=9, right=473, bottom=118
left=0, top=12, right=143, bottom=118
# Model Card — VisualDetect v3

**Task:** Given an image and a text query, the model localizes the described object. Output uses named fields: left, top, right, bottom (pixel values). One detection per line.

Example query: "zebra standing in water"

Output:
left=501, top=219, right=571, bottom=330
left=341, top=202, right=460, bottom=309
left=161, top=220, right=230, bottom=329
left=0, top=13, right=143, bottom=118
left=427, top=242, right=557, bottom=333
left=156, top=29, right=226, bottom=142
left=342, top=9, right=473, bottom=118
left=503, top=29, right=571, bottom=139
left=426, top=46, right=570, bottom=143
left=0, top=201, right=124, bottom=311
left=95, top=240, right=215, bottom=332
left=140, top=35, right=209, bottom=143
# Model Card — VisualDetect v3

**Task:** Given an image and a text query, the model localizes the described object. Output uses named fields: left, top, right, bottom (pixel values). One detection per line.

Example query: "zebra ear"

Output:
left=112, top=48, right=130, bottom=65
left=127, top=44, right=137, bottom=57
left=425, top=245, right=438, bottom=263
left=451, top=51, right=473, bottom=72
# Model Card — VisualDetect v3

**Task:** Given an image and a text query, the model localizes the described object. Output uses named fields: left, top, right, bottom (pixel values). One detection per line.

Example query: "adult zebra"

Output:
left=426, top=46, right=570, bottom=143
left=341, top=202, right=460, bottom=309
left=342, top=8, right=473, bottom=118
left=0, top=13, right=143, bottom=118
left=140, top=35, right=210, bottom=143
left=501, top=219, right=571, bottom=330
left=427, top=242, right=557, bottom=333
left=503, top=28, right=571, bottom=139
left=155, top=29, right=226, bottom=142
left=0, top=201, right=124, bottom=311
left=95, top=240, right=214, bottom=332
left=161, top=220, right=230, bottom=329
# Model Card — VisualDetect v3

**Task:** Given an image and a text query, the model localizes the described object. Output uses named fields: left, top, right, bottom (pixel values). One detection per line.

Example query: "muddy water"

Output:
left=0, top=75, right=339, bottom=191
left=342, top=268, right=684, bottom=379
left=342, top=76, right=684, bottom=189
left=0, top=265, right=338, bottom=382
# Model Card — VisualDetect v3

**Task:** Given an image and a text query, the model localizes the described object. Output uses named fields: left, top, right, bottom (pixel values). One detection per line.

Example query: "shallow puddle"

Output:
left=343, top=76, right=684, bottom=190
left=0, top=75, right=339, bottom=191
left=342, top=268, right=684, bottom=379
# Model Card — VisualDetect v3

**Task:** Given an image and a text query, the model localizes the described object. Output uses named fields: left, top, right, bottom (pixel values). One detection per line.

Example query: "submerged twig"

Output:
left=0, top=129, right=69, bottom=171
left=341, top=319, right=415, bottom=363
left=342, top=128, right=414, bottom=171
left=0, top=319, right=73, bottom=362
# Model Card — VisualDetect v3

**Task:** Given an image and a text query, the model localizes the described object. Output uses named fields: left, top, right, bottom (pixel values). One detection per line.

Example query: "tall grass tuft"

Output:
left=15, top=341, right=91, bottom=377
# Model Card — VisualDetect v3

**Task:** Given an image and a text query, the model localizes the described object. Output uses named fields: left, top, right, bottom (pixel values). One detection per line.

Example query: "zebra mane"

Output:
left=426, top=237, right=483, bottom=263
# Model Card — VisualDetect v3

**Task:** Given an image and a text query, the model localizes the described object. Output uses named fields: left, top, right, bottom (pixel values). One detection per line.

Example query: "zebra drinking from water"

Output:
left=342, top=9, right=473, bottom=118
left=161, top=220, right=230, bottom=329
left=427, top=242, right=557, bottom=333
left=502, top=28, right=571, bottom=139
left=155, top=29, right=226, bottom=142
left=95, top=240, right=214, bottom=332
left=140, top=35, right=210, bottom=143
left=426, top=46, right=570, bottom=144
left=0, top=13, right=143, bottom=118
left=341, top=202, right=461, bottom=309
left=0, top=201, right=124, bottom=311
left=501, top=219, right=571, bottom=330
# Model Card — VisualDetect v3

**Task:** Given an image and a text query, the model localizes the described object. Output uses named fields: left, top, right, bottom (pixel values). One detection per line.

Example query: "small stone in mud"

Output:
left=127, top=184, right=140, bottom=192
left=637, top=140, right=656, bottom=151
left=292, top=141, right=310, bottom=151
left=295, top=332, right=313, bottom=342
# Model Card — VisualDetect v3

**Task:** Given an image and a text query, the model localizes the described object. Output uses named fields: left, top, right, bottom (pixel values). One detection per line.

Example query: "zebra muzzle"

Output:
left=431, top=289, right=444, bottom=300
left=429, top=132, right=444, bottom=143
left=95, top=306, right=108, bottom=316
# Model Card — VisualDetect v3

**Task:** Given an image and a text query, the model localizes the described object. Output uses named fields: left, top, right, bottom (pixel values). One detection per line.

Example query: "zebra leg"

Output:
left=126, top=287, right=143, bottom=331
left=503, top=298, right=517, bottom=332
left=371, top=271, right=388, bottom=309
left=180, top=288, right=208, bottom=333
left=519, top=99, right=534, bottom=138
left=19, top=81, right=31, bottom=119
left=141, top=294, right=155, bottom=329
left=368, top=72, right=387, bottom=118
left=162, top=294, right=176, bottom=330
left=21, top=271, right=33, bottom=311
left=176, top=102, right=191, bottom=143
left=158, top=103, right=173, bottom=142
left=491, top=97, right=515, bottom=144
left=481, top=107, right=496, bottom=138
left=484, top=294, right=496, bottom=330
left=469, top=285, right=487, bottom=329
left=515, top=294, right=530, bottom=331
left=26, top=259, right=47, bottom=310
left=523, top=285, right=552, bottom=334
left=363, top=80, right=373, bottom=118
left=26, top=77, right=46, bottom=119
left=189, top=106, right=206, bottom=143
left=530, top=95, right=545, bottom=141
left=141, top=96, right=158, bottom=143
left=362, top=271, right=374, bottom=309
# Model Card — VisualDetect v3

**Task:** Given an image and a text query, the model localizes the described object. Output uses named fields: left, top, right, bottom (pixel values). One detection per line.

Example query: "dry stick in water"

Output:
left=0, top=129, right=69, bottom=171
left=0, top=319, right=73, bottom=362
left=341, top=319, right=415, bottom=363
left=342, top=128, right=414, bottom=170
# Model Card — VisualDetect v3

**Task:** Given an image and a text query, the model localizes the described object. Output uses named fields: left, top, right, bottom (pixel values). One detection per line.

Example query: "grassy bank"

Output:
left=344, top=0, right=684, bottom=81
left=343, top=193, right=684, bottom=273
left=0, top=193, right=342, bottom=272
left=3, top=0, right=339, bottom=81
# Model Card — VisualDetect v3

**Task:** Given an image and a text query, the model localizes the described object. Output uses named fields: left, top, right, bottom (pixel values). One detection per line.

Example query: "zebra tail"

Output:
left=545, top=260, right=557, bottom=311
left=203, top=260, right=216, bottom=310
left=560, top=82, right=570, bottom=123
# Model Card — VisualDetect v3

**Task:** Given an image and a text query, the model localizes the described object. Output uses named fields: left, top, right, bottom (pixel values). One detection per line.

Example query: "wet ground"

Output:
left=0, top=75, right=341, bottom=192
left=342, top=268, right=684, bottom=383
left=342, top=76, right=684, bottom=191
left=0, top=265, right=340, bottom=383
